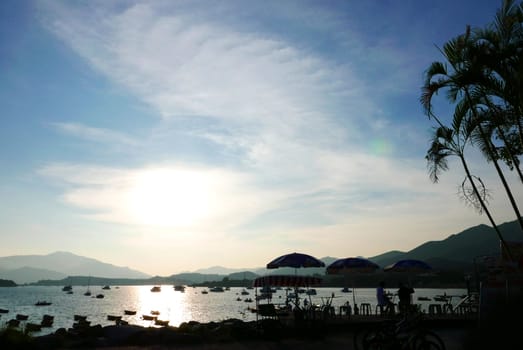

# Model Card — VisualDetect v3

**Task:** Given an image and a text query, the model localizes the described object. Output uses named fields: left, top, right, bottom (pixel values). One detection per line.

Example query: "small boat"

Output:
left=154, top=319, right=169, bottom=326
left=341, top=287, right=352, bottom=293
left=7, top=319, right=20, bottom=327
left=41, top=315, right=54, bottom=327
left=0, top=308, right=9, bottom=313
left=151, top=310, right=160, bottom=315
left=96, top=294, right=104, bottom=299
left=124, top=310, right=137, bottom=315
left=35, top=301, right=52, bottom=306
left=84, top=290, right=92, bottom=296
left=16, top=314, right=29, bottom=321
left=241, top=289, right=249, bottom=295
left=174, top=285, right=186, bottom=292
left=150, top=286, right=161, bottom=292
left=107, top=315, right=122, bottom=321
left=209, top=286, right=224, bottom=292
left=25, top=323, right=42, bottom=332
left=142, top=315, right=156, bottom=321
left=62, top=285, right=73, bottom=292
left=244, top=298, right=253, bottom=303
left=74, top=315, right=87, bottom=321
left=201, top=290, right=209, bottom=294
left=434, top=295, right=450, bottom=302
left=418, top=296, right=431, bottom=301
left=102, top=285, right=111, bottom=290
left=306, top=289, right=317, bottom=295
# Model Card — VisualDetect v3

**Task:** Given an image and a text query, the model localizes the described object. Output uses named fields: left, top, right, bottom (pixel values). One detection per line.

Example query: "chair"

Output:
left=360, top=303, right=371, bottom=315
left=257, top=303, right=279, bottom=320
left=428, top=304, right=442, bottom=315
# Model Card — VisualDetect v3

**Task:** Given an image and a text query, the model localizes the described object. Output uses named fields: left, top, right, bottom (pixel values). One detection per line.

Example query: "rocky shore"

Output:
left=1, top=317, right=487, bottom=350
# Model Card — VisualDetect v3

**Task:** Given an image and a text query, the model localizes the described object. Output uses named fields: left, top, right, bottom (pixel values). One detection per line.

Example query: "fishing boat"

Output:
left=174, top=285, right=186, bottom=292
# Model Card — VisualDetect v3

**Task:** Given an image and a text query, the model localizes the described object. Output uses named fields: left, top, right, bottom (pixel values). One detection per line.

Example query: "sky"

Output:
left=1, top=0, right=522, bottom=276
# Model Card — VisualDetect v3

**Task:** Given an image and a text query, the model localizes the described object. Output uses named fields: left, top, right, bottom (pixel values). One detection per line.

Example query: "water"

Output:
left=0, top=285, right=467, bottom=336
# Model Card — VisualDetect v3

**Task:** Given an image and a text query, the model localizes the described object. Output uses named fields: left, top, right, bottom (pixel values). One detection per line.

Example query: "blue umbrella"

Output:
left=383, top=259, right=432, bottom=273
left=267, top=252, right=325, bottom=270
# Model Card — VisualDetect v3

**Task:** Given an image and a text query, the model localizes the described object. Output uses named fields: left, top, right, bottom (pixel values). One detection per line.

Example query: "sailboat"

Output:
left=84, top=276, right=92, bottom=296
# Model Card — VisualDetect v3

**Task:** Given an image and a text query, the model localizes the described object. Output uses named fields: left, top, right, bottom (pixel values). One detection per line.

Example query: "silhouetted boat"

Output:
left=154, top=319, right=169, bottom=326
left=16, top=314, right=28, bottom=321
left=0, top=308, right=9, bottom=313
left=25, top=323, right=41, bottom=332
left=62, top=285, right=72, bottom=292
left=209, top=286, right=225, bottom=292
left=107, top=315, right=122, bottom=321
left=74, top=315, right=87, bottom=321
left=150, top=286, right=161, bottom=292
left=96, top=294, right=104, bottom=299
left=174, top=285, right=186, bottom=292
left=124, top=310, right=136, bottom=315
left=142, top=315, right=156, bottom=321
left=35, top=301, right=52, bottom=306
left=102, top=285, right=111, bottom=290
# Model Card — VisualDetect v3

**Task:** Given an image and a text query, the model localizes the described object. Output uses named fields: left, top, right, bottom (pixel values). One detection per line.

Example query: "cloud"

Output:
left=52, top=122, right=138, bottom=146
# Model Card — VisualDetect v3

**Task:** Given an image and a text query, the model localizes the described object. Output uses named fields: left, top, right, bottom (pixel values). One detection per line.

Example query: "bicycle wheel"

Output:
left=409, top=329, right=446, bottom=350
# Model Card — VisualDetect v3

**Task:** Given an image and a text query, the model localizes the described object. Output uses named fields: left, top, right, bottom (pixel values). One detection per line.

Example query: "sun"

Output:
left=126, top=168, right=211, bottom=227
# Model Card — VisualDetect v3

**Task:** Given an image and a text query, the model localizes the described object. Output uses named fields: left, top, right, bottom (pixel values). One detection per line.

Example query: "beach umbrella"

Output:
left=266, top=252, right=325, bottom=307
left=267, top=252, right=326, bottom=270
left=383, top=259, right=432, bottom=273
left=326, top=257, right=380, bottom=309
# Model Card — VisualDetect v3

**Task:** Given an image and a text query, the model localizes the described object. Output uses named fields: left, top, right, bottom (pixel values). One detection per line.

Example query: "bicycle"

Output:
left=353, top=311, right=446, bottom=350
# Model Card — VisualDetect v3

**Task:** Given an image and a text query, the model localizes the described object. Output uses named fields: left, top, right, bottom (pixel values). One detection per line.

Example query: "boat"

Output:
left=107, top=315, right=122, bottom=321
left=151, top=310, right=160, bottom=315
left=102, top=285, right=111, bottom=290
left=84, top=276, right=92, bottom=296
left=150, top=286, right=161, bottom=292
left=418, top=296, right=432, bottom=301
left=341, top=287, right=352, bottom=293
left=16, top=314, right=29, bottom=321
left=35, top=301, right=52, bottom=306
left=0, top=308, right=9, bottom=313
left=244, top=298, right=253, bottom=303
left=74, top=315, right=87, bottom=321
left=7, top=319, right=20, bottom=327
left=201, top=289, right=209, bottom=294
left=41, top=315, right=54, bottom=327
left=62, top=285, right=73, bottom=292
left=142, top=315, right=156, bottom=321
left=306, top=288, right=317, bottom=295
left=241, top=289, right=250, bottom=295
left=25, top=322, right=42, bottom=332
left=154, top=319, right=169, bottom=326
left=174, top=285, right=186, bottom=292
left=96, top=294, right=104, bottom=299
left=124, top=310, right=137, bottom=315
left=209, top=286, right=225, bottom=292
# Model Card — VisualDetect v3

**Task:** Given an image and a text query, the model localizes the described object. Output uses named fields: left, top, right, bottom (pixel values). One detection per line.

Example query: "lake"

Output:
left=0, top=285, right=467, bottom=336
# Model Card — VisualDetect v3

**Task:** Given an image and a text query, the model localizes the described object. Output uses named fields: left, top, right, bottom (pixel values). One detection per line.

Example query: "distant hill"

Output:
left=0, top=251, right=151, bottom=284
left=3, top=218, right=522, bottom=285
left=369, top=219, right=523, bottom=270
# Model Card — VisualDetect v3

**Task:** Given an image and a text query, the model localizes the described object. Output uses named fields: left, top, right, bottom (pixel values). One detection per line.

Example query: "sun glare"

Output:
left=126, top=168, right=211, bottom=227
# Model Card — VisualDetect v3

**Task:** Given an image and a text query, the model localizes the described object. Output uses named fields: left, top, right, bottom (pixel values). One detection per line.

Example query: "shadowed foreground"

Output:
left=1, top=317, right=486, bottom=350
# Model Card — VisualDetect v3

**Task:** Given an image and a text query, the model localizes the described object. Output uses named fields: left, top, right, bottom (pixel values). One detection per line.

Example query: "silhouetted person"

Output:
left=376, top=281, right=393, bottom=315
left=397, top=282, right=414, bottom=315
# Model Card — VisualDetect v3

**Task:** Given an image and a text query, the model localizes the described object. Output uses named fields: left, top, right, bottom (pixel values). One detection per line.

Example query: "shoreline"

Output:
left=3, top=315, right=479, bottom=350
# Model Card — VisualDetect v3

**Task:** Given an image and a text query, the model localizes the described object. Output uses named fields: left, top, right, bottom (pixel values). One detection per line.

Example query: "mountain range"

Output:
left=1, top=219, right=521, bottom=284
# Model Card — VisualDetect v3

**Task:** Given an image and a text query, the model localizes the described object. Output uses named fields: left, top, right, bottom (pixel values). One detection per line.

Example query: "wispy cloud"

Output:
left=52, top=122, right=138, bottom=146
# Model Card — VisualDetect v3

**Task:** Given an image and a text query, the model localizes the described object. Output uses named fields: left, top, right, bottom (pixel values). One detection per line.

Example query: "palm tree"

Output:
left=425, top=113, right=513, bottom=259
left=421, top=25, right=523, bottom=237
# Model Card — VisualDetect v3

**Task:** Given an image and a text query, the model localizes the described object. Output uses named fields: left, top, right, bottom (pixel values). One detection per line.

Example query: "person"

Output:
left=397, top=282, right=414, bottom=314
left=376, top=281, right=393, bottom=315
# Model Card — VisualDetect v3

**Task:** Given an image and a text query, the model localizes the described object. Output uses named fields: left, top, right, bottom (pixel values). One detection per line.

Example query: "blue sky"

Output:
left=1, top=0, right=521, bottom=275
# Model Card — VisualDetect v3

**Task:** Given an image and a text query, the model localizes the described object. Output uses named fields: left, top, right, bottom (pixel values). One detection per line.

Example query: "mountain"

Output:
left=0, top=251, right=151, bottom=284
left=369, top=219, right=523, bottom=269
